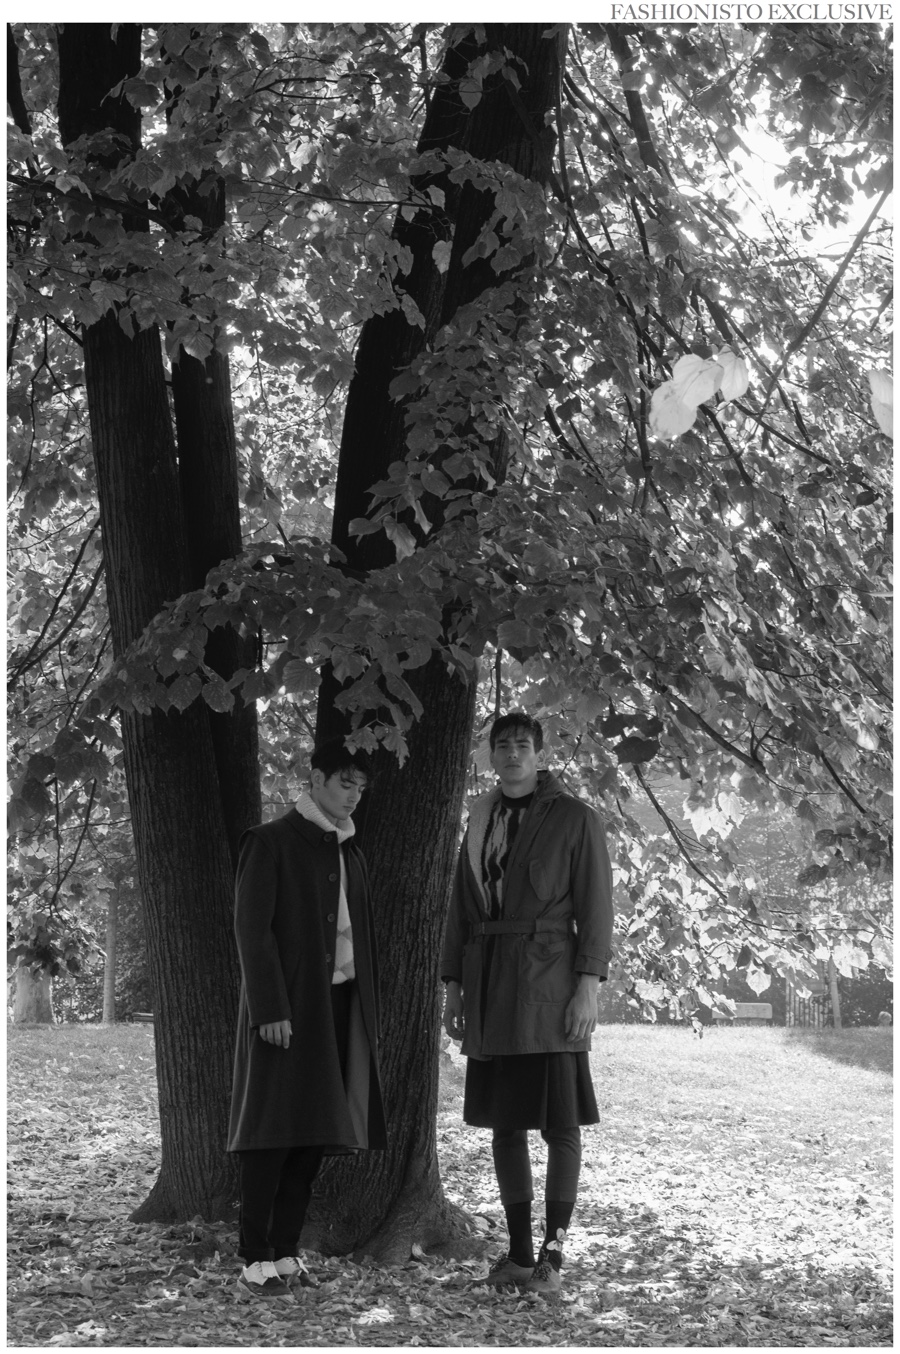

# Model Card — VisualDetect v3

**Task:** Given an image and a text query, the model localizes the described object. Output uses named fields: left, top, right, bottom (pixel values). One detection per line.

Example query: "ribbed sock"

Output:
left=504, top=1200, right=535, bottom=1268
left=542, top=1199, right=575, bottom=1271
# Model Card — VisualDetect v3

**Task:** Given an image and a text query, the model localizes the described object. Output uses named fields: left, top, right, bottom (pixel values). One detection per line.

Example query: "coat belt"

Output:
left=469, top=918, right=573, bottom=937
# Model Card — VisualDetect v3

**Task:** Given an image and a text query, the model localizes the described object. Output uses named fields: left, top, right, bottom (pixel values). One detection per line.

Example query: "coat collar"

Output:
left=285, top=807, right=347, bottom=845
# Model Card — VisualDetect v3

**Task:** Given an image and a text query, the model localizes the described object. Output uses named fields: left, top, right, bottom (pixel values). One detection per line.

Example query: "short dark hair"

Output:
left=310, top=737, right=374, bottom=781
left=489, top=712, right=544, bottom=752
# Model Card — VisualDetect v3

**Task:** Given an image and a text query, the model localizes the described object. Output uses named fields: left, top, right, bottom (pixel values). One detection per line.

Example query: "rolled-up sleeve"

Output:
left=234, top=832, right=291, bottom=1027
left=571, top=809, right=615, bottom=979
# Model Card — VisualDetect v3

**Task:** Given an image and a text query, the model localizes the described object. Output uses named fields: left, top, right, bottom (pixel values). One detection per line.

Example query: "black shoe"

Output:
left=525, top=1252, right=562, bottom=1295
left=478, top=1252, right=535, bottom=1288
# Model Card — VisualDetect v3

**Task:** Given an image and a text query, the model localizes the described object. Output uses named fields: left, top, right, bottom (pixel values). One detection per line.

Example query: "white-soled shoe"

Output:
left=273, top=1254, right=318, bottom=1287
left=238, top=1260, right=290, bottom=1296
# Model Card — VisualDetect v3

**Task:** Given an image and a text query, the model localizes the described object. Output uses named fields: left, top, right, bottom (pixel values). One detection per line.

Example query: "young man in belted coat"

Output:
left=442, top=712, right=614, bottom=1296
left=227, top=738, right=386, bottom=1296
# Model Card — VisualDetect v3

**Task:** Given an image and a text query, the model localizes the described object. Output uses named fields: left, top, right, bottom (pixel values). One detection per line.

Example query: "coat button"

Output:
left=327, top=913, right=335, bottom=923
left=324, top=833, right=334, bottom=842
left=328, top=872, right=338, bottom=882
left=325, top=953, right=332, bottom=964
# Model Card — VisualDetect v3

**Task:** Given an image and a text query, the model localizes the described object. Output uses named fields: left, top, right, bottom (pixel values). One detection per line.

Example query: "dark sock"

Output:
left=504, top=1201, right=535, bottom=1267
left=542, top=1199, right=575, bottom=1270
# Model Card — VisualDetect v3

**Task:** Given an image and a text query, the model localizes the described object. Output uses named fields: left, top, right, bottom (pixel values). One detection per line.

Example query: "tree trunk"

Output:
left=163, top=53, right=262, bottom=867
left=12, top=962, right=55, bottom=1024
left=329, top=30, right=481, bottom=567
left=102, top=884, right=118, bottom=1024
left=171, top=342, right=262, bottom=869
left=827, top=956, right=843, bottom=1031
left=78, top=312, right=240, bottom=1220
left=306, top=657, right=477, bottom=1260
left=57, top=23, right=248, bottom=1221
left=310, top=24, right=562, bottom=1258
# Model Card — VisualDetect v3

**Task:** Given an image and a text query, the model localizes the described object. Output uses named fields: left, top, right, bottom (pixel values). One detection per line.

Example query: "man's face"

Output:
left=310, top=768, right=367, bottom=825
left=490, top=727, right=541, bottom=796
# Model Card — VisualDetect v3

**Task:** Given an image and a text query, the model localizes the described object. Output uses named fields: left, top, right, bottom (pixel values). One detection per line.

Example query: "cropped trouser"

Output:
left=492, top=1126, right=582, bottom=1205
left=237, top=981, right=353, bottom=1264
left=237, top=1146, right=323, bottom=1264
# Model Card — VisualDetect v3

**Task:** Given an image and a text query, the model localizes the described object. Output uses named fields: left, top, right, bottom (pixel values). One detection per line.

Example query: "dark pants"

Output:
left=238, top=1146, right=323, bottom=1263
left=237, top=981, right=353, bottom=1264
left=492, top=1125, right=583, bottom=1205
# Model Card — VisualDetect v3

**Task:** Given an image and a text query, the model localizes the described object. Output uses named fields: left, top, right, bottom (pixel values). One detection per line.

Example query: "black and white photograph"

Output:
left=7, top=15, right=892, bottom=1348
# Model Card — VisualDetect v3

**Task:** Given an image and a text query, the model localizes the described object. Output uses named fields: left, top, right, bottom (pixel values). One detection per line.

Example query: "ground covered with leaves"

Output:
left=7, top=1023, right=892, bottom=1347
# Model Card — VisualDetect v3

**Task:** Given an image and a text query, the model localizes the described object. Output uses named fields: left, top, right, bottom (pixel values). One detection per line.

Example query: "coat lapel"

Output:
left=465, top=789, right=499, bottom=911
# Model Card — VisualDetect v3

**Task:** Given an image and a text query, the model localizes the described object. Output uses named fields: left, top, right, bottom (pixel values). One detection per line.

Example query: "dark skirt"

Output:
left=463, top=1051, right=599, bottom=1130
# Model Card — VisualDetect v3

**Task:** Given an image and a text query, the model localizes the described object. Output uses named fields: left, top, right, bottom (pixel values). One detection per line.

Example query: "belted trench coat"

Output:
left=441, top=771, right=614, bottom=1059
left=227, top=809, right=386, bottom=1153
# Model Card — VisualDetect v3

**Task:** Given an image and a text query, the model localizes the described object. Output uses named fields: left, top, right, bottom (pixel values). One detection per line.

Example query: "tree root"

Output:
left=303, top=1186, right=489, bottom=1265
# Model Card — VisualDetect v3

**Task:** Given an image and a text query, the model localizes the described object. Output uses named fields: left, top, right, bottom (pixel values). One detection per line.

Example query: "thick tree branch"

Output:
left=7, top=172, right=175, bottom=230
left=604, top=26, right=668, bottom=184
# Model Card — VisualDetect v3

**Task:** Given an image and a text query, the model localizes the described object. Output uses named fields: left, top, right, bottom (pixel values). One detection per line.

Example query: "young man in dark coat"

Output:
left=441, top=713, right=614, bottom=1296
left=227, top=738, right=386, bottom=1296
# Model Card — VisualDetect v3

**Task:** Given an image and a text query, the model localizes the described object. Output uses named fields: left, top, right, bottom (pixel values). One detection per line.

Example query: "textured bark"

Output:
left=76, top=307, right=240, bottom=1219
left=311, top=25, right=562, bottom=1258
left=57, top=23, right=249, bottom=1220
left=330, top=31, right=481, bottom=568
left=12, top=963, right=55, bottom=1024
left=331, top=24, right=561, bottom=562
left=166, top=152, right=262, bottom=868
left=307, top=657, right=477, bottom=1260
left=121, top=705, right=240, bottom=1219
left=171, top=344, right=262, bottom=869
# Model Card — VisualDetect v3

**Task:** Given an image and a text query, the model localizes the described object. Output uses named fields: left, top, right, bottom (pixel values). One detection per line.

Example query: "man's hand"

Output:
left=259, top=1020, right=292, bottom=1048
left=565, top=974, right=599, bottom=1042
left=443, top=982, right=465, bottom=1041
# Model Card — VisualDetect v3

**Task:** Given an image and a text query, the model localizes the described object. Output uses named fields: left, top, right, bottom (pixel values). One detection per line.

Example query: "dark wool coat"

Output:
left=227, top=809, right=386, bottom=1153
left=441, top=771, right=615, bottom=1059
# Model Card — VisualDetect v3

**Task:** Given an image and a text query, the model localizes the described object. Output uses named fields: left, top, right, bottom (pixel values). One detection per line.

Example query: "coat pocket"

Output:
left=528, top=858, right=552, bottom=902
left=521, top=933, right=572, bottom=1004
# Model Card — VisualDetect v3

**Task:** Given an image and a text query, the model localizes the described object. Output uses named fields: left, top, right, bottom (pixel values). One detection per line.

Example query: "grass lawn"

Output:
left=7, top=1022, right=892, bottom=1347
